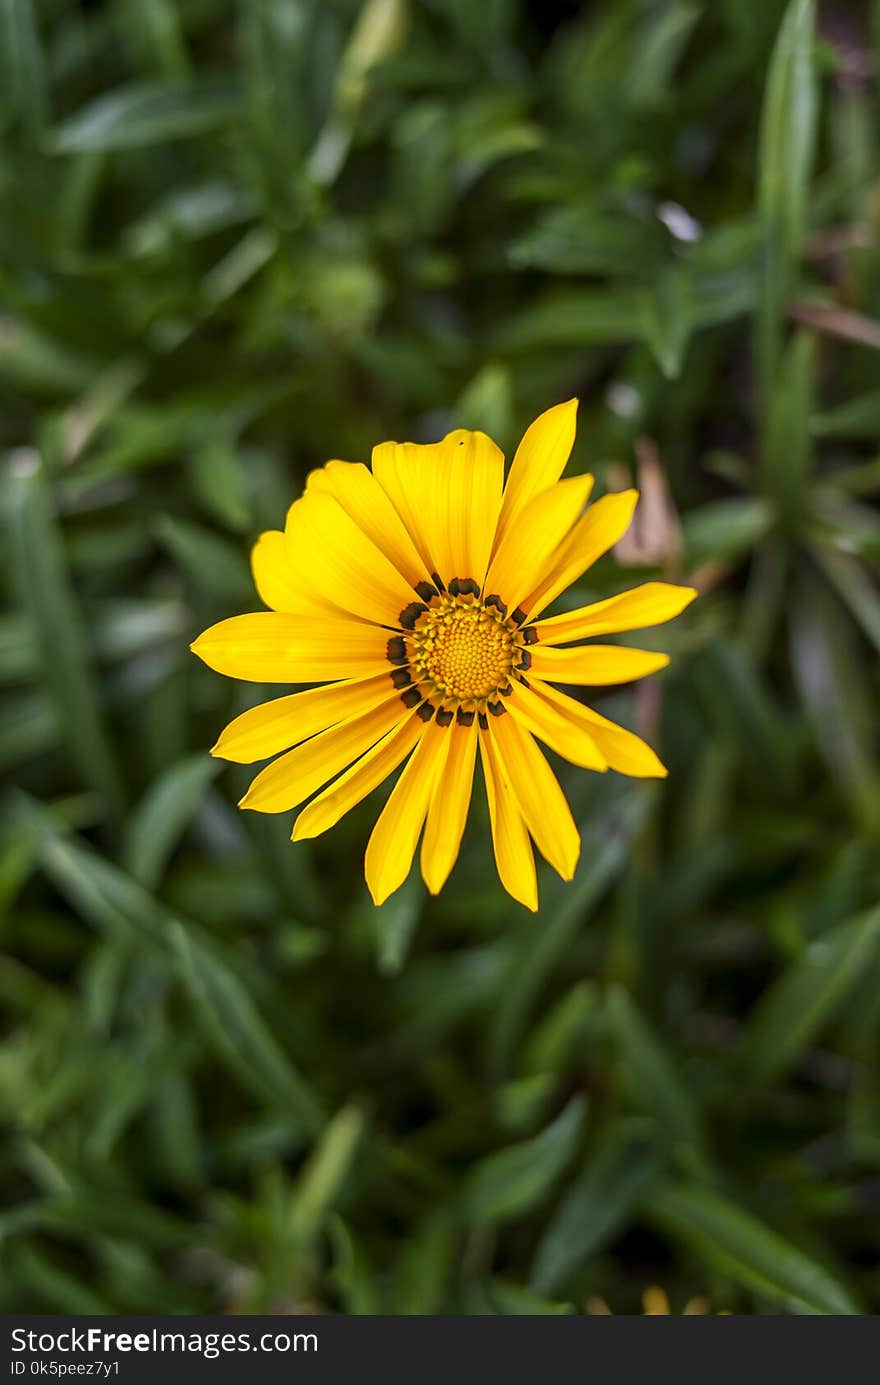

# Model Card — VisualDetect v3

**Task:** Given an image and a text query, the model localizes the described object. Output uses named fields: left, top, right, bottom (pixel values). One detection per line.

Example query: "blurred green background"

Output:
left=2, top=0, right=880, bottom=1315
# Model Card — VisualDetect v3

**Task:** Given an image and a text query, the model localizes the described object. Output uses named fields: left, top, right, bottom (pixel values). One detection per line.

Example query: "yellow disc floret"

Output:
left=413, top=597, right=516, bottom=703
left=386, top=582, right=537, bottom=719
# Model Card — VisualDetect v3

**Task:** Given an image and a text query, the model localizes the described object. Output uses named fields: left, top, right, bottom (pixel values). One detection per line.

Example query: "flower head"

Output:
left=191, top=401, right=695, bottom=909
left=587, top=1287, right=720, bottom=1315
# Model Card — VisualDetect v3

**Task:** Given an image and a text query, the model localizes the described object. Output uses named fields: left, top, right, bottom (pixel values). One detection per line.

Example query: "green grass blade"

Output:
left=461, top=1096, right=586, bottom=1227
left=755, top=0, right=817, bottom=410
left=649, top=1181, right=861, bottom=1314
left=122, top=755, right=219, bottom=890
left=6, top=452, right=124, bottom=816
left=733, top=907, right=880, bottom=1092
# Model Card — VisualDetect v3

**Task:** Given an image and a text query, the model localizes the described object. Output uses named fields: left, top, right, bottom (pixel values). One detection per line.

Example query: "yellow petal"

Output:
left=420, top=720, right=478, bottom=893
left=528, top=644, right=669, bottom=685
left=683, top=1298, right=709, bottom=1315
left=306, top=459, right=432, bottom=589
left=478, top=732, right=537, bottom=911
left=529, top=681, right=667, bottom=778
left=523, top=489, right=639, bottom=618
left=536, top=582, right=697, bottom=645
left=585, top=1296, right=612, bottom=1315
left=211, top=673, right=398, bottom=764
left=642, top=1287, right=671, bottom=1316
left=493, top=399, right=578, bottom=552
left=252, top=530, right=306, bottom=613
left=372, top=429, right=504, bottom=584
left=240, top=698, right=407, bottom=813
left=440, top=430, right=505, bottom=584
left=484, top=474, right=594, bottom=613
left=252, top=527, right=365, bottom=619
left=364, top=720, right=451, bottom=905
left=292, top=714, right=424, bottom=840
left=191, top=612, right=390, bottom=683
left=486, top=713, right=580, bottom=881
left=371, top=437, right=449, bottom=575
left=284, top=490, right=417, bottom=627
left=507, top=679, right=607, bottom=771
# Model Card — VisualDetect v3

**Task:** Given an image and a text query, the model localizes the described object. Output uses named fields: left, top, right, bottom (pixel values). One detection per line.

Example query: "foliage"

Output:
left=1, top=0, right=879, bottom=1315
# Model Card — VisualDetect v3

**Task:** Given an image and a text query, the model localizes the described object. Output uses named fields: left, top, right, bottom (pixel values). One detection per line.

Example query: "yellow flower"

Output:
left=587, top=1287, right=718, bottom=1315
left=191, top=401, right=695, bottom=909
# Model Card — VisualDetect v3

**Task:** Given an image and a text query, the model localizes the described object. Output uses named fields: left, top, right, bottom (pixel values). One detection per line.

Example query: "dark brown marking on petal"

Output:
left=487, top=701, right=505, bottom=717
left=456, top=708, right=475, bottom=727
left=386, top=636, right=408, bottom=664
left=399, top=601, right=428, bottom=630
left=401, top=687, right=422, bottom=708
left=477, top=711, right=489, bottom=730
left=447, top=577, right=462, bottom=597
left=436, top=708, right=454, bottom=728
left=390, top=667, right=412, bottom=689
left=431, top=571, right=446, bottom=592
left=457, top=577, right=480, bottom=597
left=522, top=626, right=538, bottom=645
left=498, top=681, right=512, bottom=697
left=417, top=701, right=435, bottom=722
left=516, top=650, right=532, bottom=671
left=484, top=594, right=508, bottom=617
left=415, top=581, right=438, bottom=602
left=512, top=606, right=528, bottom=625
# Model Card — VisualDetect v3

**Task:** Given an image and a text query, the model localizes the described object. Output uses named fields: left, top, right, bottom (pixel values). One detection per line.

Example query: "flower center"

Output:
left=386, top=580, right=537, bottom=723
left=413, top=595, right=517, bottom=703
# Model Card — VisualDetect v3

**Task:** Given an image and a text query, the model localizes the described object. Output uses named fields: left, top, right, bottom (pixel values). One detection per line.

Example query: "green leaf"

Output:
left=373, top=874, right=423, bottom=975
left=119, top=0, right=190, bottom=79
left=0, top=692, right=58, bottom=774
left=13, top=798, right=322, bottom=1131
left=486, top=1278, right=574, bottom=1315
left=310, top=0, right=408, bottom=185
left=50, top=79, right=241, bottom=153
left=461, top=1096, right=586, bottom=1227
left=455, top=362, right=514, bottom=441
left=169, top=921, right=323, bottom=1132
left=531, top=1119, right=661, bottom=1294
left=682, top=497, right=774, bottom=566
left=5, top=452, right=124, bottom=814
left=812, top=544, right=880, bottom=656
left=648, top=1181, right=861, bottom=1315
left=334, top=0, right=408, bottom=118
left=188, top=442, right=252, bottom=532
left=291, top=1105, right=365, bottom=1244
left=763, top=329, right=816, bottom=524
left=758, top=0, right=817, bottom=252
left=156, top=515, right=253, bottom=602
left=733, top=907, right=880, bottom=1091
left=812, top=389, right=880, bottom=439
left=10, top=1247, right=111, bottom=1315
left=524, top=981, right=600, bottom=1077
left=625, top=0, right=701, bottom=107
left=0, top=0, right=48, bottom=135
left=23, top=811, right=165, bottom=949
left=0, top=322, right=95, bottom=395
left=509, top=206, right=664, bottom=278
left=607, top=986, right=707, bottom=1165
left=495, top=290, right=646, bottom=354
left=123, top=755, right=219, bottom=890
left=790, top=574, right=880, bottom=831
left=697, top=638, right=797, bottom=793
left=328, top=1217, right=380, bottom=1316
left=489, top=785, right=653, bottom=1075
left=755, top=0, right=818, bottom=401
left=640, top=267, right=693, bottom=380
left=393, top=1212, right=457, bottom=1315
